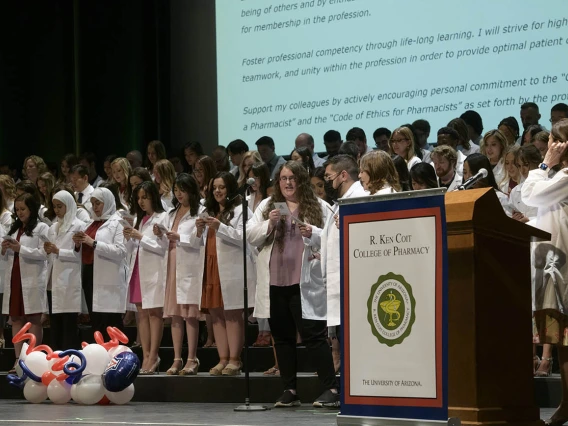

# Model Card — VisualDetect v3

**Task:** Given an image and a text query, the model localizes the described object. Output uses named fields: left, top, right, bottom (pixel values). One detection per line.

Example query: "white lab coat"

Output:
left=407, top=156, right=422, bottom=171
left=76, top=184, right=95, bottom=214
left=169, top=206, right=205, bottom=306
left=439, top=173, right=463, bottom=192
left=0, top=211, right=13, bottom=294
left=522, top=168, right=568, bottom=312
left=508, top=181, right=538, bottom=222
left=76, top=207, right=91, bottom=223
left=247, top=197, right=329, bottom=320
left=48, top=218, right=86, bottom=313
left=309, top=182, right=367, bottom=326
left=189, top=204, right=256, bottom=310
left=91, top=215, right=128, bottom=313
left=2, top=222, right=50, bottom=315
left=126, top=212, right=169, bottom=309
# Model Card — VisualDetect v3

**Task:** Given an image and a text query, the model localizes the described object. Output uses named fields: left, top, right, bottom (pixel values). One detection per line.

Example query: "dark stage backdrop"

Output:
left=0, top=0, right=217, bottom=176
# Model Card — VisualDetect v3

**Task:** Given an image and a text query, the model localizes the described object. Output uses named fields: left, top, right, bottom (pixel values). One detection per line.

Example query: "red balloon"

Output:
left=41, top=371, right=56, bottom=386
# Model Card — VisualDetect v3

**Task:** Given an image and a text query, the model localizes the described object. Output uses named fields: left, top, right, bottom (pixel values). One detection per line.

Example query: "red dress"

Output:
left=9, top=228, right=26, bottom=317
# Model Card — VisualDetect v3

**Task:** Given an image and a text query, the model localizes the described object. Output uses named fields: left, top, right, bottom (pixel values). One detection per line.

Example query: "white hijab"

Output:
left=90, top=188, right=116, bottom=221
left=53, top=191, right=77, bottom=235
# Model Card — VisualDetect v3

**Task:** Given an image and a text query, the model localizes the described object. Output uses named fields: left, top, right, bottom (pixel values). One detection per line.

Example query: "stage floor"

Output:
left=0, top=401, right=340, bottom=425
left=0, top=401, right=557, bottom=425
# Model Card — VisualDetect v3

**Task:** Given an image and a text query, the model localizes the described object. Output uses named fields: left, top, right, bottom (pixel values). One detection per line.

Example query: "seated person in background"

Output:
left=500, top=145, right=521, bottom=195
left=521, top=124, right=546, bottom=146
left=227, top=139, right=249, bottom=179
left=431, top=145, right=462, bottom=191
left=358, top=150, right=400, bottom=195
left=436, top=127, right=465, bottom=178
left=508, top=144, right=541, bottom=224
left=460, top=110, right=484, bottom=146
left=463, top=153, right=511, bottom=215
left=295, top=133, right=325, bottom=167
left=255, top=136, right=285, bottom=181
left=346, top=127, right=371, bottom=157
left=410, top=162, right=439, bottom=190
left=322, top=130, right=342, bottom=160
left=338, top=141, right=361, bottom=163
left=480, top=129, right=508, bottom=185
left=551, top=103, right=568, bottom=126
left=448, top=117, right=480, bottom=156
left=290, top=146, right=315, bottom=176
left=498, top=116, right=521, bottom=146
left=392, top=156, right=411, bottom=191
left=388, top=126, right=421, bottom=170
left=412, top=119, right=432, bottom=163
left=212, top=146, right=231, bottom=172
left=372, top=127, right=391, bottom=152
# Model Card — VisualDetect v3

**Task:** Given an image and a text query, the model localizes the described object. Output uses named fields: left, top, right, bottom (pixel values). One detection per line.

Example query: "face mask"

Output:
left=324, top=180, right=338, bottom=201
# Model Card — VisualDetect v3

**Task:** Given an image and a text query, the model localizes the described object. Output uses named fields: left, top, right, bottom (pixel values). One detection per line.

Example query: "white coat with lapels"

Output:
left=189, top=204, right=256, bottom=310
left=247, top=197, right=329, bottom=320
left=169, top=205, right=205, bottom=306
left=48, top=218, right=86, bottom=313
left=308, top=182, right=368, bottom=326
left=91, top=214, right=128, bottom=313
left=2, top=222, right=50, bottom=315
left=126, top=211, right=169, bottom=309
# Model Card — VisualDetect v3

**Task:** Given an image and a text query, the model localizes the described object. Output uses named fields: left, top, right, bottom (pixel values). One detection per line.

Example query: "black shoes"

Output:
left=312, top=389, right=340, bottom=408
left=274, top=390, right=301, bottom=407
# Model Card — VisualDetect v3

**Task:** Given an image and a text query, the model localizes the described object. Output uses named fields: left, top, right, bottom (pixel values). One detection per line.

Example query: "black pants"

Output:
left=268, top=284, right=337, bottom=392
left=47, top=291, right=79, bottom=350
left=82, top=264, right=123, bottom=342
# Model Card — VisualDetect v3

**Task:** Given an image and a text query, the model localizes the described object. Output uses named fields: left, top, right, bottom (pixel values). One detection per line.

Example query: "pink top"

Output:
left=269, top=208, right=303, bottom=287
left=129, top=215, right=150, bottom=304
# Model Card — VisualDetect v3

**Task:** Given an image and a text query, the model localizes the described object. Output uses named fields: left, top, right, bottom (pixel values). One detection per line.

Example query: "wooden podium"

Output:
left=445, top=188, right=550, bottom=426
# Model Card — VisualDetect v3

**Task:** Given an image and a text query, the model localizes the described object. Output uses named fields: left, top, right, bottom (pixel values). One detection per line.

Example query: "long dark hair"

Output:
left=132, top=181, right=164, bottom=229
left=464, top=153, right=499, bottom=190
left=172, top=173, right=201, bottom=217
left=128, top=167, right=153, bottom=215
left=392, top=155, right=411, bottom=191
left=204, top=172, right=241, bottom=225
left=99, top=182, right=127, bottom=211
left=291, top=146, right=315, bottom=176
left=410, top=163, right=438, bottom=190
left=249, top=163, right=270, bottom=200
left=9, top=193, right=40, bottom=237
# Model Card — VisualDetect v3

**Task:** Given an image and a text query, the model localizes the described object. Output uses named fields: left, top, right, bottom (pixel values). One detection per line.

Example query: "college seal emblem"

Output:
left=367, top=272, right=416, bottom=347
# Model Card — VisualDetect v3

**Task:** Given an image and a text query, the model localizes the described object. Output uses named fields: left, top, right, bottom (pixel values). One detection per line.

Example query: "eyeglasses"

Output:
left=279, top=176, right=297, bottom=182
left=194, top=168, right=204, bottom=174
left=323, top=172, right=340, bottom=181
left=391, top=139, right=408, bottom=144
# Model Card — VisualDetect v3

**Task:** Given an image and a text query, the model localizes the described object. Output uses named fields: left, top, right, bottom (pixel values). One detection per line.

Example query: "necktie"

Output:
left=78, top=193, right=83, bottom=204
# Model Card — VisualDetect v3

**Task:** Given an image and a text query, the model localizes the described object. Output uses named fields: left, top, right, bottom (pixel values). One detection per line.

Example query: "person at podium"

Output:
left=522, top=118, right=568, bottom=426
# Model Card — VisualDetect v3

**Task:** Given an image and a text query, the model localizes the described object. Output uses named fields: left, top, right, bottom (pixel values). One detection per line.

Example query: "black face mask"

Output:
left=324, top=179, right=338, bottom=201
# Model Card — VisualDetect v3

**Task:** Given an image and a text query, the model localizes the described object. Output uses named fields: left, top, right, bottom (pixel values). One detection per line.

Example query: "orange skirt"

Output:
left=200, top=227, right=224, bottom=313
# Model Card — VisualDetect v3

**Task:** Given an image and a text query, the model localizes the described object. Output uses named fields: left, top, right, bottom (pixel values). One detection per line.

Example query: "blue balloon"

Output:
left=102, top=352, right=140, bottom=393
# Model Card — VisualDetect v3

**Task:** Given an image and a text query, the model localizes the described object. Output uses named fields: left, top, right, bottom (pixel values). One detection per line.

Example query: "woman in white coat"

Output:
left=192, top=171, right=255, bottom=376
left=247, top=161, right=337, bottom=408
left=0, top=189, right=13, bottom=349
left=44, top=191, right=86, bottom=350
left=1, top=193, right=49, bottom=373
left=73, top=188, right=127, bottom=341
left=521, top=119, right=568, bottom=426
left=159, top=174, right=205, bottom=375
left=124, top=181, right=168, bottom=374
left=358, top=150, right=401, bottom=195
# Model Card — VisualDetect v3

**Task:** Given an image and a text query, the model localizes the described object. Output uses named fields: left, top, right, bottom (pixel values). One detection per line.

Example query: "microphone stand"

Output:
left=234, top=186, right=268, bottom=412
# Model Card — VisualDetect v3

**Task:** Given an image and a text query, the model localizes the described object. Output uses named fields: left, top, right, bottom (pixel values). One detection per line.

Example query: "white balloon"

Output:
left=107, top=345, right=132, bottom=359
left=81, top=344, right=110, bottom=376
left=74, top=375, right=105, bottom=405
left=70, top=383, right=82, bottom=404
left=25, top=352, right=49, bottom=378
left=106, top=384, right=135, bottom=405
left=23, top=381, right=47, bottom=404
left=47, top=379, right=72, bottom=404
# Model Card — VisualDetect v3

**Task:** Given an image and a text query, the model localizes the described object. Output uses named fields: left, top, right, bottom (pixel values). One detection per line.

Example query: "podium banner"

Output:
left=338, top=190, right=448, bottom=423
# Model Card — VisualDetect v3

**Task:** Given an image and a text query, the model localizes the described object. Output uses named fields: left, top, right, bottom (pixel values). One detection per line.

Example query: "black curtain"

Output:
left=0, top=0, right=170, bottom=175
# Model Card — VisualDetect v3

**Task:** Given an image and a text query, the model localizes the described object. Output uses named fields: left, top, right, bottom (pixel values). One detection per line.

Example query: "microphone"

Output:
left=457, top=168, right=488, bottom=190
left=227, top=178, right=256, bottom=202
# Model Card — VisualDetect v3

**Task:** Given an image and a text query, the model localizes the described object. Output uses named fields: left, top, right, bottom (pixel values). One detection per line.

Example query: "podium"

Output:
left=337, top=187, right=550, bottom=426
left=445, top=188, right=549, bottom=425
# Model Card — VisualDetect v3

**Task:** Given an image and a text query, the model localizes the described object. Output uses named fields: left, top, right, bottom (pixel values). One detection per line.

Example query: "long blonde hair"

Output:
left=360, top=151, right=401, bottom=194
left=110, top=157, right=132, bottom=188
left=154, top=159, right=177, bottom=195
left=480, top=129, right=508, bottom=162
left=238, top=151, right=262, bottom=187
left=388, top=127, right=417, bottom=162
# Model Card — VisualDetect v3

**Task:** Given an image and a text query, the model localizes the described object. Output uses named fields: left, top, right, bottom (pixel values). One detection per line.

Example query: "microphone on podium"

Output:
left=457, top=168, right=488, bottom=191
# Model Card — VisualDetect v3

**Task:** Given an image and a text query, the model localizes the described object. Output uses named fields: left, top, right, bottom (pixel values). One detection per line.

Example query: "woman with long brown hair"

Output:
left=358, top=150, right=401, bottom=195
left=248, top=161, right=338, bottom=408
